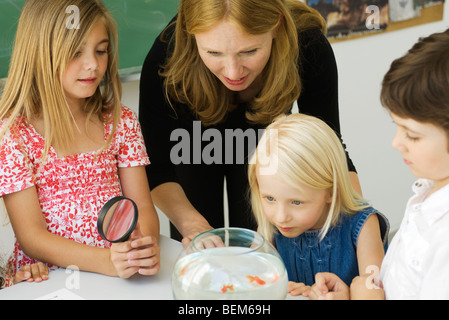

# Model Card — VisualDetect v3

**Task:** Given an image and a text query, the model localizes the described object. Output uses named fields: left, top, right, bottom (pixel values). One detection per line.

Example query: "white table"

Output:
left=0, top=235, right=183, bottom=300
left=0, top=235, right=306, bottom=301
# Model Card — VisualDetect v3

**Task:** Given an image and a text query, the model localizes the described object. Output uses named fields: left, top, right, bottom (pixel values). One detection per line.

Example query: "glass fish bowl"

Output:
left=171, top=228, right=288, bottom=300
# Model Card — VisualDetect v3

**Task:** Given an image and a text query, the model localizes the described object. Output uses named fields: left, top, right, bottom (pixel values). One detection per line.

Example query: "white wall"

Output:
left=333, top=5, right=449, bottom=231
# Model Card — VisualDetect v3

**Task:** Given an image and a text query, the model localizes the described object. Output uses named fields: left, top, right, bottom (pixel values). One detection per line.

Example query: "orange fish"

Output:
left=271, top=273, right=279, bottom=283
left=221, top=284, right=235, bottom=293
left=246, top=275, right=266, bottom=285
left=179, top=259, right=198, bottom=276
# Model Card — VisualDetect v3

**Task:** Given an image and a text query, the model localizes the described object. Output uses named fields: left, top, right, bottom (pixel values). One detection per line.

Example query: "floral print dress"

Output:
left=0, top=106, right=150, bottom=278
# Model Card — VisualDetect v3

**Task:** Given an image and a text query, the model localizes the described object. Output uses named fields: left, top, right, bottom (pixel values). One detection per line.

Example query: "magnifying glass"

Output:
left=97, top=196, right=138, bottom=243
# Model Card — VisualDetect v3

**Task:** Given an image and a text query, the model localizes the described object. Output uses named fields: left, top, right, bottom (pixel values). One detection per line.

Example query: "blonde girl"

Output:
left=248, top=113, right=389, bottom=296
left=0, top=0, right=159, bottom=283
left=139, top=0, right=362, bottom=245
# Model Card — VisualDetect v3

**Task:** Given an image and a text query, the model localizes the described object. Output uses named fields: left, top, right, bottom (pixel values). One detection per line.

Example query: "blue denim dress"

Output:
left=274, top=207, right=389, bottom=286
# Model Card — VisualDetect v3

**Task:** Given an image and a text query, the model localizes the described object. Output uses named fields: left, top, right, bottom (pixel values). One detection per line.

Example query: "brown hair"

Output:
left=381, top=28, right=449, bottom=139
left=162, top=0, right=326, bottom=126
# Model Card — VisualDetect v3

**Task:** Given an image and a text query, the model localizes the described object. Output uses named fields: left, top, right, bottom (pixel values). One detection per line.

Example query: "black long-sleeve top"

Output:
left=139, top=18, right=356, bottom=191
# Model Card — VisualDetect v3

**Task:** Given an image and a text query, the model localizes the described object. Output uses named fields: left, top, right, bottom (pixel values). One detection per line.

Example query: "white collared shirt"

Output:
left=380, top=179, right=449, bottom=299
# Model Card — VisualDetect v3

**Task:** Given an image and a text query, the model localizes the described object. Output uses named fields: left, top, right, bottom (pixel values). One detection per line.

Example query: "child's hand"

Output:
left=109, top=223, right=160, bottom=278
left=13, top=262, right=49, bottom=284
left=128, top=225, right=160, bottom=276
left=308, top=272, right=349, bottom=300
left=288, top=281, right=311, bottom=296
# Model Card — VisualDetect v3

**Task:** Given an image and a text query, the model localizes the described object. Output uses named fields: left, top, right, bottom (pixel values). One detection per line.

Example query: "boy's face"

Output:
left=391, top=113, right=449, bottom=192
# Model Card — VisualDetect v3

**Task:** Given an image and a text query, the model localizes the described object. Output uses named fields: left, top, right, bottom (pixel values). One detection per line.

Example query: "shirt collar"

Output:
left=412, top=179, right=449, bottom=226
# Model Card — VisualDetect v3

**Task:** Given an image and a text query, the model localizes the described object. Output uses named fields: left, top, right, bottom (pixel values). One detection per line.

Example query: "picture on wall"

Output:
left=308, top=0, right=389, bottom=39
left=307, top=0, right=445, bottom=41
left=389, top=0, right=420, bottom=22
left=389, top=0, right=444, bottom=21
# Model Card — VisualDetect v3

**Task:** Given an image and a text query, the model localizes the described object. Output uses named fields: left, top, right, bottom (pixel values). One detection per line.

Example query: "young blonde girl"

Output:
left=0, top=0, right=159, bottom=284
left=248, top=113, right=389, bottom=296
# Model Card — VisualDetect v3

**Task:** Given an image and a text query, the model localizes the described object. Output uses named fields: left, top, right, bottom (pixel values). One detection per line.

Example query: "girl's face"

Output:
left=391, top=113, right=449, bottom=193
left=256, top=169, right=333, bottom=238
left=194, top=19, right=274, bottom=92
left=62, top=21, right=109, bottom=108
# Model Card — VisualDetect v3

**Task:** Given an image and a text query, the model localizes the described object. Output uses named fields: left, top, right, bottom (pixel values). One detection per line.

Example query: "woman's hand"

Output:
left=180, top=222, right=214, bottom=247
left=109, top=223, right=160, bottom=278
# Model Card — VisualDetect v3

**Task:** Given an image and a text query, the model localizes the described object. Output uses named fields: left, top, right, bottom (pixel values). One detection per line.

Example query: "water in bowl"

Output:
left=172, top=246, right=288, bottom=300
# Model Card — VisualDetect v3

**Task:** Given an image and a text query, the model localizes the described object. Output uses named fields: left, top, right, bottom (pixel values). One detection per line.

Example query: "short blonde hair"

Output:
left=248, top=113, right=367, bottom=242
left=0, top=0, right=121, bottom=159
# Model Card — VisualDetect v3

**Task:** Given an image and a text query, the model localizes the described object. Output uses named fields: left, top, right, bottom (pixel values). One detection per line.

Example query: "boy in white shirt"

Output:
left=308, top=28, right=449, bottom=300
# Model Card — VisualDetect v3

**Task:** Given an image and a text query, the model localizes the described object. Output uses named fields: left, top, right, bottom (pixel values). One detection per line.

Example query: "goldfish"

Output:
left=246, top=275, right=266, bottom=285
left=179, top=259, right=198, bottom=276
left=221, top=284, right=235, bottom=293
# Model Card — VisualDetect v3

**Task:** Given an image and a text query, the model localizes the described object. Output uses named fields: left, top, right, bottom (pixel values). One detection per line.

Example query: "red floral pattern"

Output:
left=0, top=106, right=150, bottom=277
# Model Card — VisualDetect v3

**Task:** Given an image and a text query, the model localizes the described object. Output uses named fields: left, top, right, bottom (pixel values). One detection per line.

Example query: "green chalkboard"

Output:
left=0, top=0, right=180, bottom=80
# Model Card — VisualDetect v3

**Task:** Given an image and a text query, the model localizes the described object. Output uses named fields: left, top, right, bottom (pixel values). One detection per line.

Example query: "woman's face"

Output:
left=195, top=19, right=274, bottom=92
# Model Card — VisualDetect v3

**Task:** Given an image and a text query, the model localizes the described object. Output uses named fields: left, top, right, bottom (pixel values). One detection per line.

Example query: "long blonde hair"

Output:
left=162, top=0, right=326, bottom=126
left=0, top=0, right=121, bottom=159
left=248, top=114, right=367, bottom=243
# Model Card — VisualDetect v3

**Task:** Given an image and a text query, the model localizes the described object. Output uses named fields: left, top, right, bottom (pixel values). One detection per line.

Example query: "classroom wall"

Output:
left=333, top=4, right=449, bottom=232
left=2, top=4, right=449, bottom=259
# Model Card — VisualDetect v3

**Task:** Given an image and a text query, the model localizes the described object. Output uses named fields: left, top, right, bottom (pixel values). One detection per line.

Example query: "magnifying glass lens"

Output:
left=97, top=197, right=138, bottom=243
left=106, top=200, right=135, bottom=239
